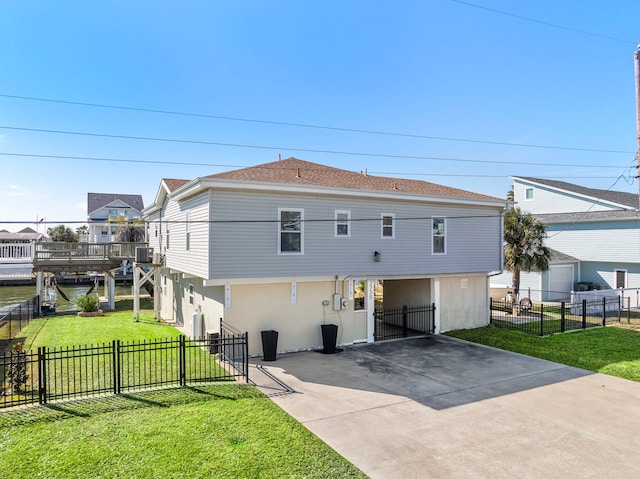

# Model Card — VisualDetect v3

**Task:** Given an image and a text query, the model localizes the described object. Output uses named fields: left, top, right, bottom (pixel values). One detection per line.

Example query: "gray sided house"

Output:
left=495, top=176, right=640, bottom=301
left=144, top=158, right=507, bottom=355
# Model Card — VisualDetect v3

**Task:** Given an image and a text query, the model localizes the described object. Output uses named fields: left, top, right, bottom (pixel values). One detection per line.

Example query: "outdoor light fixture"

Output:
left=373, top=250, right=381, bottom=262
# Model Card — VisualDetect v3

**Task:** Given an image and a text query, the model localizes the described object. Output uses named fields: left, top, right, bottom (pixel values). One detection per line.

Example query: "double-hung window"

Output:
left=335, top=210, right=351, bottom=237
left=381, top=214, right=395, bottom=238
left=279, top=208, right=303, bottom=254
left=432, top=217, right=446, bottom=254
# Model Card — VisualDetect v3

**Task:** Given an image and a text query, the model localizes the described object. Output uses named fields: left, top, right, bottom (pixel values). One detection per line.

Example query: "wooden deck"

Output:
left=33, top=242, right=148, bottom=272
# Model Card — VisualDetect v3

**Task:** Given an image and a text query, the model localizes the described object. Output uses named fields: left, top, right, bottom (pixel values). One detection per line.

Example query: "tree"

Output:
left=503, top=206, right=551, bottom=300
left=114, top=222, right=145, bottom=242
left=47, top=225, right=78, bottom=242
left=76, top=225, right=88, bottom=236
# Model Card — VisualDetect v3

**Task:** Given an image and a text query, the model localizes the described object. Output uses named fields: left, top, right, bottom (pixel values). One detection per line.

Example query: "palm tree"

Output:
left=503, top=206, right=551, bottom=300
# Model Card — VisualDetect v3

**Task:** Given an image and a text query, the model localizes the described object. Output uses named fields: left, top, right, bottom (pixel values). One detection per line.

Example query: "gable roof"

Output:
left=0, top=229, right=44, bottom=241
left=513, top=177, right=638, bottom=209
left=163, top=178, right=190, bottom=193
left=205, top=158, right=501, bottom=201
left=87, top=193, right=144, bottom=215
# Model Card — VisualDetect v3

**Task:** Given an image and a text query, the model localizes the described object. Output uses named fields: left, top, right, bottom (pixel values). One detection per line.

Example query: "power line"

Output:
left=0, top=152, right=629, bottom=181
left=0, top=93, right=634, bottom=154
left=450, top=0, right=639, bottom=45
left=0, top=127, right=633, bottom=168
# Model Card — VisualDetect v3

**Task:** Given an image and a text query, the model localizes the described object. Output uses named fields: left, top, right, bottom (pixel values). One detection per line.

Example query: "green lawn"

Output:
left=17, top=310, right=181, bottom=351
left=1, top=306, right=367, bottom=478
left=445, top=325, right=640, bottom=382
left=0, top=384, right=366, bottom=479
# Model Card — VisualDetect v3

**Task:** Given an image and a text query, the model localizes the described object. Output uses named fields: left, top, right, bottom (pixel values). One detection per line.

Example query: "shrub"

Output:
left=6, top=343, right=29, bottom=394
left=77, top=294, right=100, bottom=312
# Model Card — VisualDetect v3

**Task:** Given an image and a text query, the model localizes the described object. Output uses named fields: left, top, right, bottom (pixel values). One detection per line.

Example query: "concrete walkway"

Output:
left=250, top=335, right=640, bottom=479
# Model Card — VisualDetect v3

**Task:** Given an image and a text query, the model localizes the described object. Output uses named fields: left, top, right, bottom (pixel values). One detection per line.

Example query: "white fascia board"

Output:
left=510, top=176, right=632, bottom=210
left=202, top=272, right=491, bottom=287
left=181, top=178, right=507, bottom=209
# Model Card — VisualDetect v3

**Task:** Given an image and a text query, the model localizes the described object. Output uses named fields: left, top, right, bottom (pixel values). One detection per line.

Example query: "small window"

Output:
left=381, top=214, right=395, bottom=238
left=154, top=222, right=158, bottom=238
left=432, top=217, right=446, bottom=254
left=525, top=188, right=534, bottom=201
left=185, top=212, right=191, bottom=251
left=335, top=210, right=351, bottom=237
left=188, top=283, right=194, bottom=305
left=615, top=270, right=627, bottom=289
left=279, top=209, right=303, bottom=254
left=166, top=222, right=170, bottom=250
left=353, top=280, right=366, bottom=310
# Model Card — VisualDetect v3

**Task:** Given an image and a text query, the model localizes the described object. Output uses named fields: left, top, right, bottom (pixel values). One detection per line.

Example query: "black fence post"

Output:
left=431, top=303, right=436, bottom=334
left=582, top=299, right=587, bottom=329
left=539, top=303, right=544, bottom=336
left=628, top=297, right=631, bottom=324
left=402, top=305, right=408, bottom=338
left=602, top=297, right=606, bottom=327
left=244, top=331, right=249, bottom=382
left=179, top=336, right=186, bottom=386
left=489, top=297, right=493, bottom=324
left=112, top=340, right=121, bottom=395
left=38, top=346, right=47, bottom=405
left=561, top=302, right=566, bottom=333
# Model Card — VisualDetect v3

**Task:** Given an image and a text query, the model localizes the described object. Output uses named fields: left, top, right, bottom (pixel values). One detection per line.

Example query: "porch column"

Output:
left=36, top=271, right=43, bottom=302
left=154, top=267, right=160, bottom=320
left=366, top=279, right=375, bottom=343
left=133, top=264, right=140, bottom=320
left=107, top=273, right=116, bottom=311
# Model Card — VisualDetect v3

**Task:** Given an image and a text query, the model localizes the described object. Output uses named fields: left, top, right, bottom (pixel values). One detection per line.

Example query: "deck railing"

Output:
left=0, top=243, right=34, bottom=263
left=34, top=242, right=147, bottom=263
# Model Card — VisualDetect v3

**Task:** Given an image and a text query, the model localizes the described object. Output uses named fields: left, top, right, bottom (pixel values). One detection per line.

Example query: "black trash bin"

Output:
left=321, top=324, right=338, bottom=354
left=261, top=330, right=278, bottom=361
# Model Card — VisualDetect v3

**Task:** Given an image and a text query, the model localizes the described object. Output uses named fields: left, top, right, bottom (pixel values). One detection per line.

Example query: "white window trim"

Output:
left=381, top=213, right=395, bottom=239
left=335, top=209, right=351, bottom=238
left=432, top=217, right=447, bottom=255
left=525, top=187, right=535, bottom=201
left=278, top=208, right=304, bottom=255
left=615, top=269, right=627, bottom=289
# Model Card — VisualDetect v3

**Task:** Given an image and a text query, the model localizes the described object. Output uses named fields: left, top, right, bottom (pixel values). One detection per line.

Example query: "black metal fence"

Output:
left=0, top=296, right=40, bottom=342
left=374, top=304, right=435, bottom=341
left=0, top=333, right=249, bottom=409
left=490, top=297, right=621, bottom=336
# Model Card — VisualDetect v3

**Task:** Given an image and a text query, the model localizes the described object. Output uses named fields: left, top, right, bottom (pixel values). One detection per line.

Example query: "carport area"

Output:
left=250, top=335, right=640, bottom=478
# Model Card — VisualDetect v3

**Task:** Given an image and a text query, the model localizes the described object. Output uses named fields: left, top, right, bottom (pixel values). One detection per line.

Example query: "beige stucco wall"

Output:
left=383, top=279, right=431, bottom=308
left=224, top=281, right=367, bottom=356
left=159, top=271, right=224, bottom=336
left=438, top=276, right=489, bottom=332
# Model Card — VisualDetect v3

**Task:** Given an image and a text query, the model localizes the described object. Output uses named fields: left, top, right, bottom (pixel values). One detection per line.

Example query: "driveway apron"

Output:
left=250, top=335, right=640, bottom=479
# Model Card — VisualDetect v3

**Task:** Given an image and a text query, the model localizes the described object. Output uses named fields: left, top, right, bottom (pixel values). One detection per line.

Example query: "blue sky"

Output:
left=1, top=0, right=639, bottom=230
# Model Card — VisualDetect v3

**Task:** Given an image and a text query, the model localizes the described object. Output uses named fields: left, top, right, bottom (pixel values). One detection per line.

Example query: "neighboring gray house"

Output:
left=86, top=193, right=144, bottom=242
left=493, top=176, right=640, bottom=301
left=144, top=158, right=508, bottom=355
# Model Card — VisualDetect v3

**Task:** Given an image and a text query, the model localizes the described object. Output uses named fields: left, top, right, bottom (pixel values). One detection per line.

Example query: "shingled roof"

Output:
left=204, top=158, right=501, bottom=201
left=87, top=193, right=144, bottom=215
left=515, top=177, right=638, bottom=209
left=163, top=178, right=190, bottom=193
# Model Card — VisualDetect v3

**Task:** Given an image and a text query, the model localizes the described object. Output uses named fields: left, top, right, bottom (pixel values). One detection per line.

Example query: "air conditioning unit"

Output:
left=135, top=246, right=150, bottom=263
left=152, top=252, right=164, bottom=265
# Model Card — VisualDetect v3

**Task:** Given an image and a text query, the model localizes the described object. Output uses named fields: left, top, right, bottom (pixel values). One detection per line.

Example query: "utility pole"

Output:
left=634, top=46, right=640, bottom=210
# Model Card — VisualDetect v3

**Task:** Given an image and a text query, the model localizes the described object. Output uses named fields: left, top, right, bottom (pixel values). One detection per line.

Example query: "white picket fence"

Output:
left=570, top=288, right=640, bottom=314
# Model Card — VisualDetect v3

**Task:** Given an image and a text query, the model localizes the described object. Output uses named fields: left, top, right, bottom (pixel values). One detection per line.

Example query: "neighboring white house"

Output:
left=86, top=193, right=144, bottom=243
left=492, top=176, right=640, bottom=301
left=143, top=158, right=508, bottom=355
left=0, top=227, right=45, bottom=282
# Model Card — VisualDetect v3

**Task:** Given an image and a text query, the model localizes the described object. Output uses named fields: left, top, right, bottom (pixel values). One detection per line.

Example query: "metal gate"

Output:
left=373, top=304, right=435, bottom=341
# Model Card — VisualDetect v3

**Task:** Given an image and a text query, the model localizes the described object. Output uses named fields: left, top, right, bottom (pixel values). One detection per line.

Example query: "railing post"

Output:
left=38, top=347, right=47, bottom=405
left=561, top=302, right=566, bottom=333
left=582, top=299, right=587, bottom=329
left=602, top=297, right=606, bottom=326
left=489, top=298, right=493, bottom=324
left=402, top=305, right=408, bottom=338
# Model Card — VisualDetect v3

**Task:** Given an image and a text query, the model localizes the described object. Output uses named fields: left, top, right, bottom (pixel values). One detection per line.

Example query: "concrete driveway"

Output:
left=250, top=335, right=640, bottom=479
